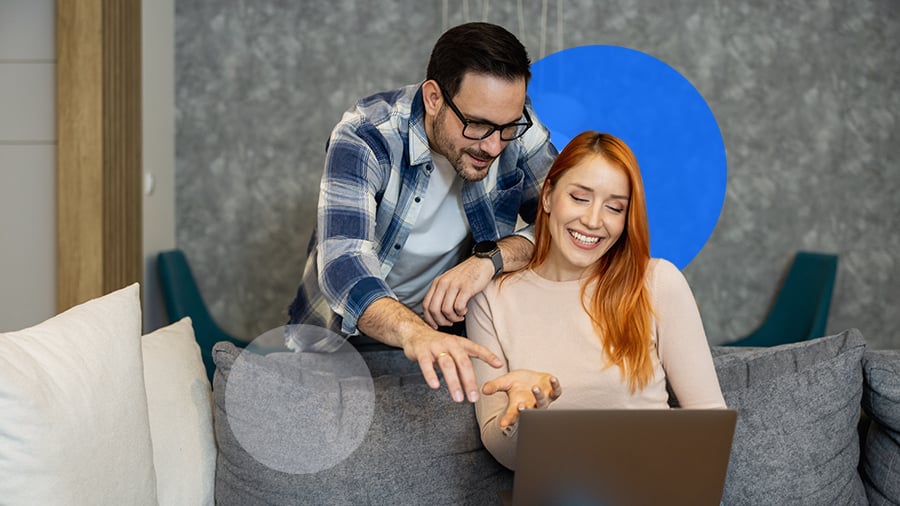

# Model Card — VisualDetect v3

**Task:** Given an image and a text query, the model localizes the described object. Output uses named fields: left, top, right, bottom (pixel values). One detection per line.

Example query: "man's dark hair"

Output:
left=426, top=22, right=531, bottom=99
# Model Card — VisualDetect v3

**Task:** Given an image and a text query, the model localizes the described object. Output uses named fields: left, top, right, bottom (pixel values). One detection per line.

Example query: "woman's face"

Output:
left=537, top=155, right=631, bottom=281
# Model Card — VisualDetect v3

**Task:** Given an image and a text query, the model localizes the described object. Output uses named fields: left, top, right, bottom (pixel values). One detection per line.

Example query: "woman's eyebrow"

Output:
left=569, top=183, right=595, bottom=192
left=569, top=184, right=630, bottom=201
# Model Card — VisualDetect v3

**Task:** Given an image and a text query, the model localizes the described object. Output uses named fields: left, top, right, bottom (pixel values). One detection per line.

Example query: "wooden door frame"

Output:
left=56, top=0, right=142, bottom=311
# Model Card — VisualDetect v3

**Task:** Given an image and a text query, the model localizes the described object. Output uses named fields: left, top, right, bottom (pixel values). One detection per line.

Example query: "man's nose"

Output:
left=478, top=130, right=506, bottom=157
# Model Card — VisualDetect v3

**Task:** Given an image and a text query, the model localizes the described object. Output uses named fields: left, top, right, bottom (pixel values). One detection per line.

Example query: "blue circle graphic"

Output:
left=529, top=45, right=727, bottom=269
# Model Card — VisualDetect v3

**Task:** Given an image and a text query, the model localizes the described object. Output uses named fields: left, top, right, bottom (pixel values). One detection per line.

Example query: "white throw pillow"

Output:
left=0, top=283, right=158, bottom=505
left=142, top=317, right=216, bottom=506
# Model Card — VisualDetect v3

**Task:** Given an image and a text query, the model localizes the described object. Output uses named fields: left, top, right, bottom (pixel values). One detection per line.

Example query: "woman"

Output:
left=466, top=131, right=726, bottom=470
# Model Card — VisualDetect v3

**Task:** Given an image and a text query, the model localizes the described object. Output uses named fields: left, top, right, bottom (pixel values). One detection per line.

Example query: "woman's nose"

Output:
left=582, top=204, right=605, bottom=229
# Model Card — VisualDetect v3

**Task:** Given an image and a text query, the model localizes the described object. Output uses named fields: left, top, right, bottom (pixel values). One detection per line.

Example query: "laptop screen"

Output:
left=509, top=409, right=737, bottom=506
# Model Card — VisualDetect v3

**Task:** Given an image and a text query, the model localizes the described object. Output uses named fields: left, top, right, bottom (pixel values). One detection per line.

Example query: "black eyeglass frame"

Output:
left=438, top=86, right=533, bottom=141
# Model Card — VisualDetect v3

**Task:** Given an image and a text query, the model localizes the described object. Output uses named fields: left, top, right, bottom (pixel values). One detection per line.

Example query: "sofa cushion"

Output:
left=710, top=329, right=868, bottom=505
left=212, top=342, right=512, bottom=505
left=142, top=317, right=216, bottom=506
left=0, top=284, right=158, bottom=505
left=860, top=349, right=900, bottom=504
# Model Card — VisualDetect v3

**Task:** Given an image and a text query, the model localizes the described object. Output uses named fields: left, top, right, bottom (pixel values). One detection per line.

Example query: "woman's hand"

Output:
left=481, top=369, right=562, bottom=430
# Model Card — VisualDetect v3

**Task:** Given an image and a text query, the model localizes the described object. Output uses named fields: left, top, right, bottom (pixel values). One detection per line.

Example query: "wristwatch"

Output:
left=473, top=240, right=503, bottom=279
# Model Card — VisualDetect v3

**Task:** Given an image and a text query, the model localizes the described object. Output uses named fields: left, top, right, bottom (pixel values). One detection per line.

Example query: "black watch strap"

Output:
left=473, top=240, right=503, bottom=278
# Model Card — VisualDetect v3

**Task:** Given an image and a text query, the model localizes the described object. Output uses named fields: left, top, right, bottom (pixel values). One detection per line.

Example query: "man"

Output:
left=288, top=22, right=557, bottom=403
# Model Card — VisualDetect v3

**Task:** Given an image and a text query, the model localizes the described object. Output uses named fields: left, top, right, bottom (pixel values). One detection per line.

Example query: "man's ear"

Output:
left=421, top=80, right=442, bottom=116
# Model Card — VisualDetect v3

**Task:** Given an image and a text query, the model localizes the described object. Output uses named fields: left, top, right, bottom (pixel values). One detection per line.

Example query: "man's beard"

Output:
left=432, top=106, right=495, bottom=182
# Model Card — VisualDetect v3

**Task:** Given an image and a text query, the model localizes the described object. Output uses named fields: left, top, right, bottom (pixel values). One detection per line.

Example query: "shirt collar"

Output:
left=408, top=84, right=433, bottom=167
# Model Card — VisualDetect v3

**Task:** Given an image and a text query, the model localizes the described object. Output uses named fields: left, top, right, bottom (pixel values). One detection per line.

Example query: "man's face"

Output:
left=428, top=73, right=528, bottom=182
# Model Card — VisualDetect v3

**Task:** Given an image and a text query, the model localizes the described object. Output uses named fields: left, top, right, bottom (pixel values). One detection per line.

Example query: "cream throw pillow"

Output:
left=142, top=317, right=216, bottom=506
left=0, top=283, right=158, bottom=505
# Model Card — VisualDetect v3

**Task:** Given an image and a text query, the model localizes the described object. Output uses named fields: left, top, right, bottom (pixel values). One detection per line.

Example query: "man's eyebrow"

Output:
left=469, top=114, right=523, bottom=126
left=458, top=106, right=524, bottom=126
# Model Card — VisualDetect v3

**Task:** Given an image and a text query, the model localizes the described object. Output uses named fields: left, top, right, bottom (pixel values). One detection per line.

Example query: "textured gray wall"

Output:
left=176, top=0, right=900, bottom=348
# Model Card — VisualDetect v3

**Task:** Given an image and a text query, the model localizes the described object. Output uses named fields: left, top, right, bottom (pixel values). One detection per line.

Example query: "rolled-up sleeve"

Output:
left=317, top=122, right=396, bottom=336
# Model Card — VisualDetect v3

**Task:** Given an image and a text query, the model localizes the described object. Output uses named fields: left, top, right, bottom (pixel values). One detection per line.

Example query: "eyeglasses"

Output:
left=439, top=86, right=533, bottom=141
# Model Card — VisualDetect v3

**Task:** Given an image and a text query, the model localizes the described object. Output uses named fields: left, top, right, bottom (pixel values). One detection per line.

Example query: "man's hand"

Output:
left=422, top=255, right=494, bottom=328
left=401, top=327, right=503, bottom=403
left=482, top=369, right=562, bottom=429
left=357, top=298, right=502, bottom=403
left=422, top=235, right=535, bottom=328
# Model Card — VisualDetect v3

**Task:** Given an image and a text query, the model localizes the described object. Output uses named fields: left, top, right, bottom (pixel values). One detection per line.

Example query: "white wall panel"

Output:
left=142, top=0, right=176, bottom=332
left=0, top=0, right=55, bottom=60
left=0, top=145, right=55, bottom=331
left=0, top=0, right=55, bottom=330
left=0, top=63, right=55, bottom=141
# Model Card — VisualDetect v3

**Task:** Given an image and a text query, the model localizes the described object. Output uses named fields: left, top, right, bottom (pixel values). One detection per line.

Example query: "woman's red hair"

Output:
left=521, top=131, right=654, bottom=391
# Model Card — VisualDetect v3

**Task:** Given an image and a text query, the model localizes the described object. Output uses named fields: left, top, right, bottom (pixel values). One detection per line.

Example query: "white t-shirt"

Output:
left=385, top=153, right=470, bottom=315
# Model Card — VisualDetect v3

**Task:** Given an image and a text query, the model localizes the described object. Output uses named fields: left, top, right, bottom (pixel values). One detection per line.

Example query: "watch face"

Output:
left=474, top=240, right=498, bottom=255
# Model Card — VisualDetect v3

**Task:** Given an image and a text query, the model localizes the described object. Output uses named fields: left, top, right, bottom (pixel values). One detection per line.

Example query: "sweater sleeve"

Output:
left=466, top=288, right=519, bottom=470
left=652, top=259, right=727, bottom=409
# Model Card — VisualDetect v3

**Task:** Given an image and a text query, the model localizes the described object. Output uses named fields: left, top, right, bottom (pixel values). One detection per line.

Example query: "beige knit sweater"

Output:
left=466, top=258, right=726, bottom=469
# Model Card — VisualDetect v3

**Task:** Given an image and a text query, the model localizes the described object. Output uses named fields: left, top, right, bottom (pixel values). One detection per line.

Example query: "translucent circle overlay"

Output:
left=530, top=45, right=728, bottom=268
left=224, top=325, right=375, bottom=474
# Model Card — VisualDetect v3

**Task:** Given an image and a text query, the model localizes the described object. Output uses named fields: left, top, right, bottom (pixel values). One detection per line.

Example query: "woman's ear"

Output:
left=542, top=188, right=552, bottom=214
left=421, top=80, right=442, bottom=116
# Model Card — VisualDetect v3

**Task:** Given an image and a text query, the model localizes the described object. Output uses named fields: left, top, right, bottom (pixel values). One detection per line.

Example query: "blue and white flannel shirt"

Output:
left=288, top=83, right=557, bottom=338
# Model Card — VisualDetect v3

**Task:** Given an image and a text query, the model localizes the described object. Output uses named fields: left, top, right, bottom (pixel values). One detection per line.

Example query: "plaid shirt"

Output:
left=288, top=83, right=557, bottom=338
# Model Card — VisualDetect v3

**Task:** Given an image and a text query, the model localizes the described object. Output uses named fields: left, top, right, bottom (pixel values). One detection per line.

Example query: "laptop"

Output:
left=501, top=408, right=737, bottom=506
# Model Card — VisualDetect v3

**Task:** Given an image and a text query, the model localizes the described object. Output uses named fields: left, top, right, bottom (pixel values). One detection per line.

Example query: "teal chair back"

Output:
left=157, top=249, right=245, bottom=380
left=726, top=251, right=838, bottom=347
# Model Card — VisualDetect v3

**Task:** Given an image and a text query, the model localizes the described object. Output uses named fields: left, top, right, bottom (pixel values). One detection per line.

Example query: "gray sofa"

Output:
left=211, top=328, right=900, bottom=505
